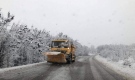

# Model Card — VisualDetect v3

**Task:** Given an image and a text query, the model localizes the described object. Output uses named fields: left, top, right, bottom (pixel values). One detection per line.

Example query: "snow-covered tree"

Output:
left=97, top=44, right=135, bottom=65
left=0, top=10, right=14, bottom=67
left=3, top=24, right=52, bottom=67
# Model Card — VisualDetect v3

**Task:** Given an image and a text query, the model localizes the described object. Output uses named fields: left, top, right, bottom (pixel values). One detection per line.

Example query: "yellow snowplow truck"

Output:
left=45, top=39, right=76, bottom=64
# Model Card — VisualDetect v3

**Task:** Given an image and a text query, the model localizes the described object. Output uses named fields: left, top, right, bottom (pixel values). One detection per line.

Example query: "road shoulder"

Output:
left=95, top=55, right=135, bottom=80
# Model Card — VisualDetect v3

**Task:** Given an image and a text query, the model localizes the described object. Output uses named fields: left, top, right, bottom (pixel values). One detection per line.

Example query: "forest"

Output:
left=0, top=10, right=90, bottom=68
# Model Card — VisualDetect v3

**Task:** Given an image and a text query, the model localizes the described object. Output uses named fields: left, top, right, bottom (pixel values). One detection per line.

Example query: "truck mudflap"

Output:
left=46, top=52, right=67, bottom=63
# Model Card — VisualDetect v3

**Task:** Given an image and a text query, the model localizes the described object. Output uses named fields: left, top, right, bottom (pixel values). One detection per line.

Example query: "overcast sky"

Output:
left=1, top=0, right=135, bottom=47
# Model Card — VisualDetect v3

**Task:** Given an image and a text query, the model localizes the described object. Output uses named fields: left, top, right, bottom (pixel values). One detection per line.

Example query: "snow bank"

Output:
left=0, top=61, right=47, bottom=79
left=0, top=61, right=47, bottom=73
left=95, top=55, right=135, bottom=80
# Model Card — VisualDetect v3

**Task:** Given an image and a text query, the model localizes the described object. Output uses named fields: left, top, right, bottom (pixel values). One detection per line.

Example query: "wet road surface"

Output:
left=0, top=56, right=127, bottom=80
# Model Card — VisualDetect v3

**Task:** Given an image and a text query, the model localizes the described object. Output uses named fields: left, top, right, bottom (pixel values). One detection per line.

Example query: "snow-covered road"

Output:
left=0, top=56, right=127, bottom=80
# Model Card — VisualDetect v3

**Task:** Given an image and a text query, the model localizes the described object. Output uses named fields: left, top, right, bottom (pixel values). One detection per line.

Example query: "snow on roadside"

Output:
left=0, top=61, right=47, bottom=79
left=95, top=55, right=135, bottom=80
left=0, top=61, right=47, bottom=73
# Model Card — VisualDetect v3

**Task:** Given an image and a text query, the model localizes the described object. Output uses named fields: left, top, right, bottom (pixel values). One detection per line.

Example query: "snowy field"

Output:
left=95, top=55, right=135, bottom=80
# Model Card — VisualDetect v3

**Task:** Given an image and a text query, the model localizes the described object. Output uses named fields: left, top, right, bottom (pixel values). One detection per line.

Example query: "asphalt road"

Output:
left=0, top=56, right=127, bottom=80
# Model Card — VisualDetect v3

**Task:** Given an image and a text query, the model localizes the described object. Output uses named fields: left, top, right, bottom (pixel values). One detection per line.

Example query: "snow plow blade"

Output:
left=46, top=52, right=67, bottom=63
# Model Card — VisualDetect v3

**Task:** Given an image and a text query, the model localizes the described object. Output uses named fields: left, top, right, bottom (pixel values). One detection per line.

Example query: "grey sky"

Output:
left=1, top=0, right=135, bottom=47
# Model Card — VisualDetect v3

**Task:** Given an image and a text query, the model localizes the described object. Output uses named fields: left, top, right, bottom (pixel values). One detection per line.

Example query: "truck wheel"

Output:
left=72, top=59, right=75, bottom=62
left=67, top=55, right=72, bottom=64
left=72, top=55, right=76, bottom=62
left=72, top=57, right=75, bottom=62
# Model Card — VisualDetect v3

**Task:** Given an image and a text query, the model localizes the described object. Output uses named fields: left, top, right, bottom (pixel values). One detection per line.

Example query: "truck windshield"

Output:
left=51, top=41, right=69, bottom=48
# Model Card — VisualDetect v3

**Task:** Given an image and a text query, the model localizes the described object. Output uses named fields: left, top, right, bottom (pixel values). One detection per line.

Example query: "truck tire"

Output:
left=67, top=55, right=72, bottom=64
left=72, top=59, right=75, bottom=62
left=72, top=55, right=76, bottom=62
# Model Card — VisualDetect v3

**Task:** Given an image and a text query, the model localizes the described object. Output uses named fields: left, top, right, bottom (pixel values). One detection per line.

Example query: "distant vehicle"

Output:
left=45, top=39, right=76, bottom=64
